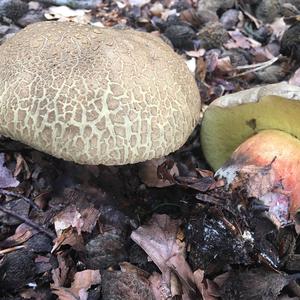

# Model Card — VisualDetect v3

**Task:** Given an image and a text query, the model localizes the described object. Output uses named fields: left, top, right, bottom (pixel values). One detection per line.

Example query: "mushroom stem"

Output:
left=218, top=129, right=300, bottom=218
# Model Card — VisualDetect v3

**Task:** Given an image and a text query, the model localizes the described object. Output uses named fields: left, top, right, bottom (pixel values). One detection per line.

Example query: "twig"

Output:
left=0, top=189, right=41, bottom=211
left=0, top=205, right=55, bottom=239
left=230, top=56, right=279, bottom=78
left=0, top=245, right=25, bottom=256
left=241, top=10, right=262, bottom=29
left=234, top=57, right=279, bottom=70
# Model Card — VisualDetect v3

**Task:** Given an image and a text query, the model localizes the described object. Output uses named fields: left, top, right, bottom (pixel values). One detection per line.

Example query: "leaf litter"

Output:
left=2, top=0, right=300, bottom=299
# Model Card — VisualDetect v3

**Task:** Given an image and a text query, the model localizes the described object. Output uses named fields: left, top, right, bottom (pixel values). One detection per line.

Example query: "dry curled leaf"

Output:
left=51, top=253, right=71, bottom=288
left=45, top=5, right=92, bottom=24
left=149, top=272, right=171, bottom=300
left=194, top=269, right=225, bottom=300
left=131, top=214, right=182, bottom=274
left=54, top=205, right=83, bottom=236
left=14, top=153, right=31, bottom=179
left=54, top=204, right=100, bottom=236
left=131, top=214, right=199, bottom=299
left=52, top=269, right=101, bottom=300
left=52, top=227, right=85, bottom=253
left=0, top=223, right=36, bottom=248
left=225, top=30, right=261, bottom=49
left=138, top=158, right=178, bottom=188
left=0, top=153, right=19, bottom=188
left=216, top=57, right=233, bottom=73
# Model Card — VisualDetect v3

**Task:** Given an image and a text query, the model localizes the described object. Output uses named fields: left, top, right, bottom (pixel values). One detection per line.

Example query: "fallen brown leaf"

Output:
left=52, top=253, right=71, bottom=288
left=45, top=5, right=92, bottom=24
left=14, top=153, right=31, bottom=179
left=52, top=227, right=85, bottom=253
left=149, top=272, right=170, bottom=300
left=138, top=158, right=178, bottom=188
left=54, top=204, right=100, bottom=236
left=131, top=214, right=199, bottom=299
left=194, top=269, right=218, bottom=300
left=0, top=153, right=19, bottom=188
left=216, top=56, right=233, bottom=73
left=54, top=205, right=83, bottom=236
left=79, top=207, right=101, bottom=233
left=0, top=223, right=36, bottom=248
left=196, top=56, right=207, bottom=81
left=225, top=30, right=261, bottom=49
left=52, top=269, right=101, bottom=300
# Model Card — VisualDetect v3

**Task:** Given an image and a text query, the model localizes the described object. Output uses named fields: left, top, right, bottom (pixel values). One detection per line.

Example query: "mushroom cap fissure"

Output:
left=0, top=21, right=201, bottom=165
left=201, top=82, right=300, bottom=170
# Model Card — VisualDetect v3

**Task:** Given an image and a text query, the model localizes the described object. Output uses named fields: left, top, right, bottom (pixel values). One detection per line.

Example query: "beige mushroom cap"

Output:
left=0, top=21, right=201, bottom=165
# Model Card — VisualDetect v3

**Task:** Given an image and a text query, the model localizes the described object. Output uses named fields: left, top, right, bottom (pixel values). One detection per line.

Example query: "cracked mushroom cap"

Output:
left=201, top=82, right=300, bottom=170
left=0, top=21, right=201, bottom=165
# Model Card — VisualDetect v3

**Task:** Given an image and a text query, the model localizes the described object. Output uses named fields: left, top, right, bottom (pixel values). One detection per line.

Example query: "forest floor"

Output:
left=1, top=0, right=300, bottom=299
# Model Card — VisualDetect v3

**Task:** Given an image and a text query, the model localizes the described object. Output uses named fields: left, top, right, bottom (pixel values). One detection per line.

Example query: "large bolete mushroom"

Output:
left=200, top=82, right=300, bottom=218
left=0, top=21, right=201, bottom=165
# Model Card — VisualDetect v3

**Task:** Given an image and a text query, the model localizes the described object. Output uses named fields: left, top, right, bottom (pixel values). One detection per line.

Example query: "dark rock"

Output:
left=198, top=22, right=229, bottom=49
left=0, top=24, right=21, bottom=43
left=220, top=267, right=298, bottom=300
left=197, top=0, right=235, bottom=14
left=154, top=15, right=197, bottom=50
left=163, top=24, right=196, bottom=50
left=101, top=270, right=154, bottom=300
left=281, top=3, right=300, bottom=17
left=88, top=285, right=101, bottom=300
left=280, top=22, right=300, bottom=61
left=17, top=10, right=46, bottom=27
left=0, top=24, right=9, bottom=37
left=0, top=296, right=23, bottom=300
left=0, top=198, right=30, bottom=225
left=85, top=230, right=127, bottom=269
left=255, top=64, right=289, bottom=83
left=186, top=209, right=253, bottom=270
left=0, top=249, right=36, bottom=291
left=170, top=0, right=191, bottom=12
left=180, top=8, right=218, bottom=29
left=25, top=233, right=53, bottom=253
left=254, top=0, right=281, bottom=24
left=129, top=243, right=158, bottom=274
left=222, top=48, right=252, bottom=67
left=0, top=0, right=28, bottom=22
left=220, top=9, right=240, bottom=30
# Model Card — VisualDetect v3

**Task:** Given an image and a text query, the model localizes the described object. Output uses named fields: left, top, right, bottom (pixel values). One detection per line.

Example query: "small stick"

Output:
left=0, top=205, right=55, bottom=239
left=0, top=189, right=41, bottom=210
left=0, top=245, right=25, bottom=256
left=234, top=57, right=279, bottom=70
left=230, top=56, right=279, bottom=78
